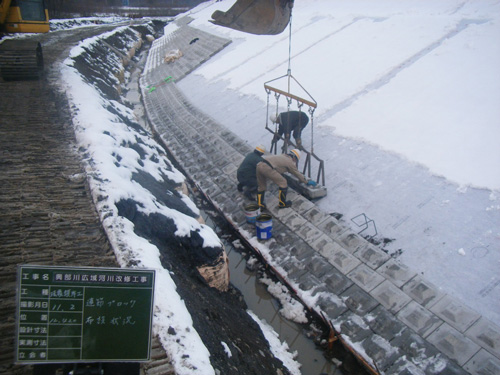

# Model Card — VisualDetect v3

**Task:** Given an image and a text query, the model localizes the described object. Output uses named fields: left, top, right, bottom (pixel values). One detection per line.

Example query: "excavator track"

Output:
left=0, top=39, right=43, bottom=80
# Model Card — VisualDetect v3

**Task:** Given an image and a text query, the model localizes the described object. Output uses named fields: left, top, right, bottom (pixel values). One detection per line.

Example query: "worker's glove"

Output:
left=307, top=180, right=317, bottom=187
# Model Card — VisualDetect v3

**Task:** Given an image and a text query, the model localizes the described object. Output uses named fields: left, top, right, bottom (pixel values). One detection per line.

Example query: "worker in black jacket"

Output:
left=237, top=145, right=266, bottom=199
left=271, top=110, right=309, bottom=149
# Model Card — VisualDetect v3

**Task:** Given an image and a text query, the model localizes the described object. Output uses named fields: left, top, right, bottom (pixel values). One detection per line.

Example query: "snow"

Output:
left=54, top=0, right=500, bottom=374
left=60, top=30, right=218, bottom=375
left=180, top=0, right=500, bottom=327
left=247, top=310, right=302, bottom=375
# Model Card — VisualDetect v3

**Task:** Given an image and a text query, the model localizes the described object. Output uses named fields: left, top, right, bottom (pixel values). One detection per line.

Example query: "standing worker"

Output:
left=256, top=149, right=316, bottom=209
left=237, top=145, right=266, bottom=199
left=271, top=110, right=309, bottom=150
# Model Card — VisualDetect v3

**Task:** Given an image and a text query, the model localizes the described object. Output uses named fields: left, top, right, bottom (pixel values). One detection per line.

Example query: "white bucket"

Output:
left=244, top=204, right=260, bottom=224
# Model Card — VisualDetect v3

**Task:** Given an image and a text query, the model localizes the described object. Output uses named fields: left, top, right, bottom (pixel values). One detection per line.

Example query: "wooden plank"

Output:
left=264, top=84, right=317, bottom=108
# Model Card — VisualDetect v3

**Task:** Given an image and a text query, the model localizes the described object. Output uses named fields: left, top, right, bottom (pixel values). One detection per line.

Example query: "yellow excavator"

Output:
left=0, top=0, right=50, bottom=80
left=210, top=0, right=294, bottom=35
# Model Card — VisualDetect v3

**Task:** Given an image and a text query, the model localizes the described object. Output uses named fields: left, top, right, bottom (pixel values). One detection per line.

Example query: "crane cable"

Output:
left=286, top=1, right=293, bottom=92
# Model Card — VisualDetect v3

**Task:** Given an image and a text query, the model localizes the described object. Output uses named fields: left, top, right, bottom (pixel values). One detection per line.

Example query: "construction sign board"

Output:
left=15, top=265, right=155, bottom=363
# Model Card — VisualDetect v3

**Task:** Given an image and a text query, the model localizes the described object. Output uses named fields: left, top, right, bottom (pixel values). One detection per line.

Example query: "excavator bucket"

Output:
left=210, top=0, right=293, bottom=35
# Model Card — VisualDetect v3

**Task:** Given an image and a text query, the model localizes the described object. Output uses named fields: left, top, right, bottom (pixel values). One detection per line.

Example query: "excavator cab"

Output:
left=210, top=0, right=294, bottom=35
left=0, top=0, right=50, bottom=34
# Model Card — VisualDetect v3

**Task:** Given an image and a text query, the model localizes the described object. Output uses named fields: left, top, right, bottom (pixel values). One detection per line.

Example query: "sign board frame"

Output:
left=15, top=265, right=155, bottom=364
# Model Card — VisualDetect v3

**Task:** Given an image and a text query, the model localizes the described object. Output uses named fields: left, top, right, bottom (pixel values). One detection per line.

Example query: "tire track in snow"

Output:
left=316, top=18, right=489, bottom=123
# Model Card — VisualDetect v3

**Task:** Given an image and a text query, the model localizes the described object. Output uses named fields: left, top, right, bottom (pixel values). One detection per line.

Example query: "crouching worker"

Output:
left=256, top=149, right=316, bottom=209
left=237, top=145, right=266, bottom=200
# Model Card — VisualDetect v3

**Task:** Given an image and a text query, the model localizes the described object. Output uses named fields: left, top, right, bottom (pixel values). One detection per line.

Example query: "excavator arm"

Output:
left=210, top=0, right=294, bottom=35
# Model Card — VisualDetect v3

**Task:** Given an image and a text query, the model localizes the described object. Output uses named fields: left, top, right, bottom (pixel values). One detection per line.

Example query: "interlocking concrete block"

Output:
left=387, top=354, right=468, bottom=375
left=377, top=258, right=417, bottom=287
left=290, top=194, right=315, bottom=214
left=361, top=334, right=402, bottom=372
left=285, top=172, right=327, bottom=199
left=465, top=317, right=500, bottom=357
left=186, top=166, right=206, bottom=182
left=224, top=185, right=246, bottom=202
left=365, top=305, right=407, bottom=341
left=184, top=126, right=201, bottom=139
left=354, top=245, right=390, bottom=269
left=427, top=323, right=481, bottom=366
left=280, top=211, right=307, bottom=232
left=221, top=161, right=237, bottom=177
left=289, top=243, right=316, bottom=261
left=389, top=329, right=443, bottom=373
left=217, top=145, right=240, bottom=161
left=279, top=256, right=306, bottom=276
left=230, top=152, right=245, bottom=167
left=213, top=156, right=231, bottom=169
left=296, top=273, right=328, bottom=294
left=316, top=293, right=348, bottom=320
left=193, top=155, right=213, bottom=171
left=304, top=256, right=335, bottom=278
left=302, top=206, right=330, bottom=226
left=197, top=179, right=222, bottom=198
left=311, top=233, right=341, bottom=253
left=402, top=275, right=445, bottom=308
left=266, top=240, right=292, bottom=262
left=230, top=139, right=252, bottom=155
left=163, top=135, right=182, bottom=152
left=384, top=357, right=431, bottom=375
left=347, top=263, right=385, bottom=292
left=337, top=232, right=369, bottom=254
left=397, top=301, right=442, bottom=338
left=338, top=311, right=372, bottom=342
left=317, top=216, right=348, bottom=239
left=270, top=204, right=293, bottom=220
left=227, top=206, right=247, bottom=227
left=287, top=265, right=310, bottom=281
left=271, top=227, right=300, bottom=250
left=315, top=237, right=361, bottom=274
left=216, top=195, right=242, bottom=217
left=371, top=280, right=411, bottom=313
left=341, top=284, right=380, bottom=315
left=430, top=295, right=481, bottom=333
left=323, top=267, right=353, bottom=295
left=213, top=174, right=234, bottom=192
left=295, top=221, right=324, bottom=243
left=464, top=349, right=500, bottom=375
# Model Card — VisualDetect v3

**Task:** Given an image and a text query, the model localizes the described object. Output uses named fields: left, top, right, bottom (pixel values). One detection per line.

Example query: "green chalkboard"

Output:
left=16, top=265, right=155, bottom=364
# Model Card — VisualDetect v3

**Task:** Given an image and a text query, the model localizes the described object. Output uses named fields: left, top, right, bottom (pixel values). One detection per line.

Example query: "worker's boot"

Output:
left=296, top=138, right=303, bottom=150
left=278, top=188, right=292, bottom=208
left=243, top=187, right=255, bottom=200
left=257, top=191, right=267, bottom=209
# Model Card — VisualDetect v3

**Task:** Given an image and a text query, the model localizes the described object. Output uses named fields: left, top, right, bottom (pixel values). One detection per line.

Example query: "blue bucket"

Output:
left=244, top=204, right=260, bottom=224
left=256, top=213, right=272, bottom=240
